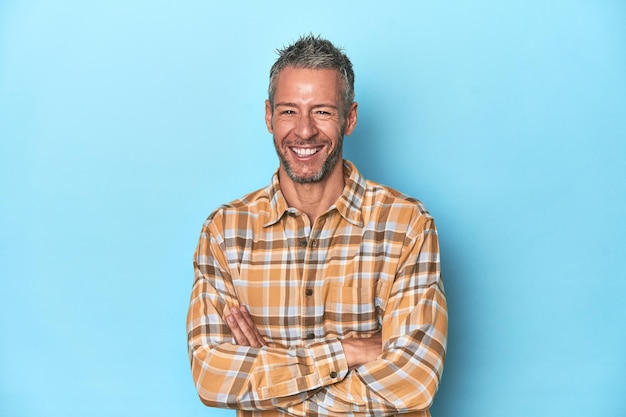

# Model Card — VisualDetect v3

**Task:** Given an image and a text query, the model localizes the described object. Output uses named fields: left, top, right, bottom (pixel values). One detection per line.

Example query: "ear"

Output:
left=264, top=100, right=274, bottom=133
left=343, top=102, right=358, bottom=136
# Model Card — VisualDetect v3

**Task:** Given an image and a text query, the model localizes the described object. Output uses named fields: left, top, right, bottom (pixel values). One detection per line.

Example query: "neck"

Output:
left=279, top=161, right=345, bottom=223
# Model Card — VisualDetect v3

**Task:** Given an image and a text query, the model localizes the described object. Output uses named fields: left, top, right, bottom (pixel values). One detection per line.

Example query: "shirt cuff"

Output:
left=307, top=338, right=349, bottom=386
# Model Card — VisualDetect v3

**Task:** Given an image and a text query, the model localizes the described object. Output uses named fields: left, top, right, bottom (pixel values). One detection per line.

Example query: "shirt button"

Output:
left=330, top=371, right=337, bottom=378
left=300, top=240, right=307, bottom=247
left=305, top=288, right=313, bottom=296
left=311, top=239, right=318, bottom=247
left=306, top=332, right=315, bottom=340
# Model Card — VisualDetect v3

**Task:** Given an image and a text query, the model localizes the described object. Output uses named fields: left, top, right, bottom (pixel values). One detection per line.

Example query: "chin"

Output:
left=286, top=168, right=326, bottom=184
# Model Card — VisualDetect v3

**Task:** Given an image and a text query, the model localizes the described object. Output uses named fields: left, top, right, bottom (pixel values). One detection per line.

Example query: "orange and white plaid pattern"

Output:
left=187, top=160, right=447, bottom=416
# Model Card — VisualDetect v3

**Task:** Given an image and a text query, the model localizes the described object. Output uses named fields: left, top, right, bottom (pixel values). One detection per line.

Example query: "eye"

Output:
left=314, top=110, right=334, bottom=118
left=281, top=110, right=296, bottom=115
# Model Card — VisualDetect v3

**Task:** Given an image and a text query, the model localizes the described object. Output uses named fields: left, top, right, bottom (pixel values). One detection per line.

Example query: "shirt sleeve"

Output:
left=282, top=216, right=448, bottom=416
left=186, top=217, right=351, bottom=411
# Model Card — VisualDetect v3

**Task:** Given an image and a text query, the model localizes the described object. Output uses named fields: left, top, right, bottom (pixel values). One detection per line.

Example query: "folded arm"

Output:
left=187, top=216, right=447, bottom=415
left=187, top=224, right=351, bottom=412
left=227, top=305, right=382, bottom=370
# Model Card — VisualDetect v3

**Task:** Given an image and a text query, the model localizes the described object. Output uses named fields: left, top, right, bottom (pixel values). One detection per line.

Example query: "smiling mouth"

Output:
left=291, top=147, right=323, bottom=158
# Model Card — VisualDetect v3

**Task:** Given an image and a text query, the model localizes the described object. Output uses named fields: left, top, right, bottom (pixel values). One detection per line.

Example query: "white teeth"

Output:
left=292, top=147, right=319, bottom=157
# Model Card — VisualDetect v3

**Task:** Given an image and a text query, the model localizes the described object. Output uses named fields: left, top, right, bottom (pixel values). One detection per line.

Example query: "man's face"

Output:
left=265, top=67, right=357, bottom=184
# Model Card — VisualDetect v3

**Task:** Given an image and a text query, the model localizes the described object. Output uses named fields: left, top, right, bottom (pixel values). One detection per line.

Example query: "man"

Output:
left=187, top=34, right=447, bottom=416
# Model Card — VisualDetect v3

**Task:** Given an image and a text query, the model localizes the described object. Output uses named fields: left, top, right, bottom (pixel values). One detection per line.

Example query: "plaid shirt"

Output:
left=187, top=160, right=447, bottom=417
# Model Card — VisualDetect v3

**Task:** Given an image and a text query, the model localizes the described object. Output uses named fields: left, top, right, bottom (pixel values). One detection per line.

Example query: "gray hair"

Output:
left=268, top=34, right=355, bottom=115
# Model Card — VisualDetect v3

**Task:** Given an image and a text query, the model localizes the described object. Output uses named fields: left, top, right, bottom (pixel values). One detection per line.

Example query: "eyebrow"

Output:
left=274, top=102, right=339, bottom=110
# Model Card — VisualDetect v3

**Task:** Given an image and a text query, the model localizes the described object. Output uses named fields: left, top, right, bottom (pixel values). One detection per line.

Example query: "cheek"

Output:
left=272, top=120, right=297, bottom=137
left=271, top=124, right=287, bottom=139
left=320, top=124, right=344, bottom=140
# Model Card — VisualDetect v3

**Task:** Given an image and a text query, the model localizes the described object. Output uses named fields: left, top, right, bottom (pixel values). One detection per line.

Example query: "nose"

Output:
left=294, top=113, right=318, bottom=139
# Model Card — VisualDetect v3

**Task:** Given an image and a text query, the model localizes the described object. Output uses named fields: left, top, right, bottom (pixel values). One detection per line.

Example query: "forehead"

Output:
left=273, top=67, right=342, bottom=101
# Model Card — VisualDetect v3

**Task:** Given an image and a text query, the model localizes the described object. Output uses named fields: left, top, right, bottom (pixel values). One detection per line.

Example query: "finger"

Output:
left=239, top=306, right=268, bottom=347
left=232, top=307, right=265, bottom=348
left=230, top=307, right=260, bottom=347
left=226, top=313, right=250, bottom=346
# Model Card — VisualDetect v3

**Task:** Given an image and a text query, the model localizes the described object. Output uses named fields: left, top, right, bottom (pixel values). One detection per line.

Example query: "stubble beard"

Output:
left=274, top=136, right=344, bottom=184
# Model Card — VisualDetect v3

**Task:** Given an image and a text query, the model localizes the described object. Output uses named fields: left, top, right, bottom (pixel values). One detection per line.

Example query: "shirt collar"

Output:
left=263, top=160, right=365, bottom=227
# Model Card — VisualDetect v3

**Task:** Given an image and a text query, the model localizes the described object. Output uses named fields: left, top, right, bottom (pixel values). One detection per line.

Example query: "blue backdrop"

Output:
left=1, top=1, right=625, bottom=416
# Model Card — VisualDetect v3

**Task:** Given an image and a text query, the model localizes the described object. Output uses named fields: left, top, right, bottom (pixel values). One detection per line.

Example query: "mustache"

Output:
left=284, top=138, right=331, bottom=147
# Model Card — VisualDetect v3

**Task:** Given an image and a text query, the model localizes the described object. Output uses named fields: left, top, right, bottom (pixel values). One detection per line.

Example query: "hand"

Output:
left=226, top=305, right=268, bottom=348
left=341, top=334, right=383, bottom=370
